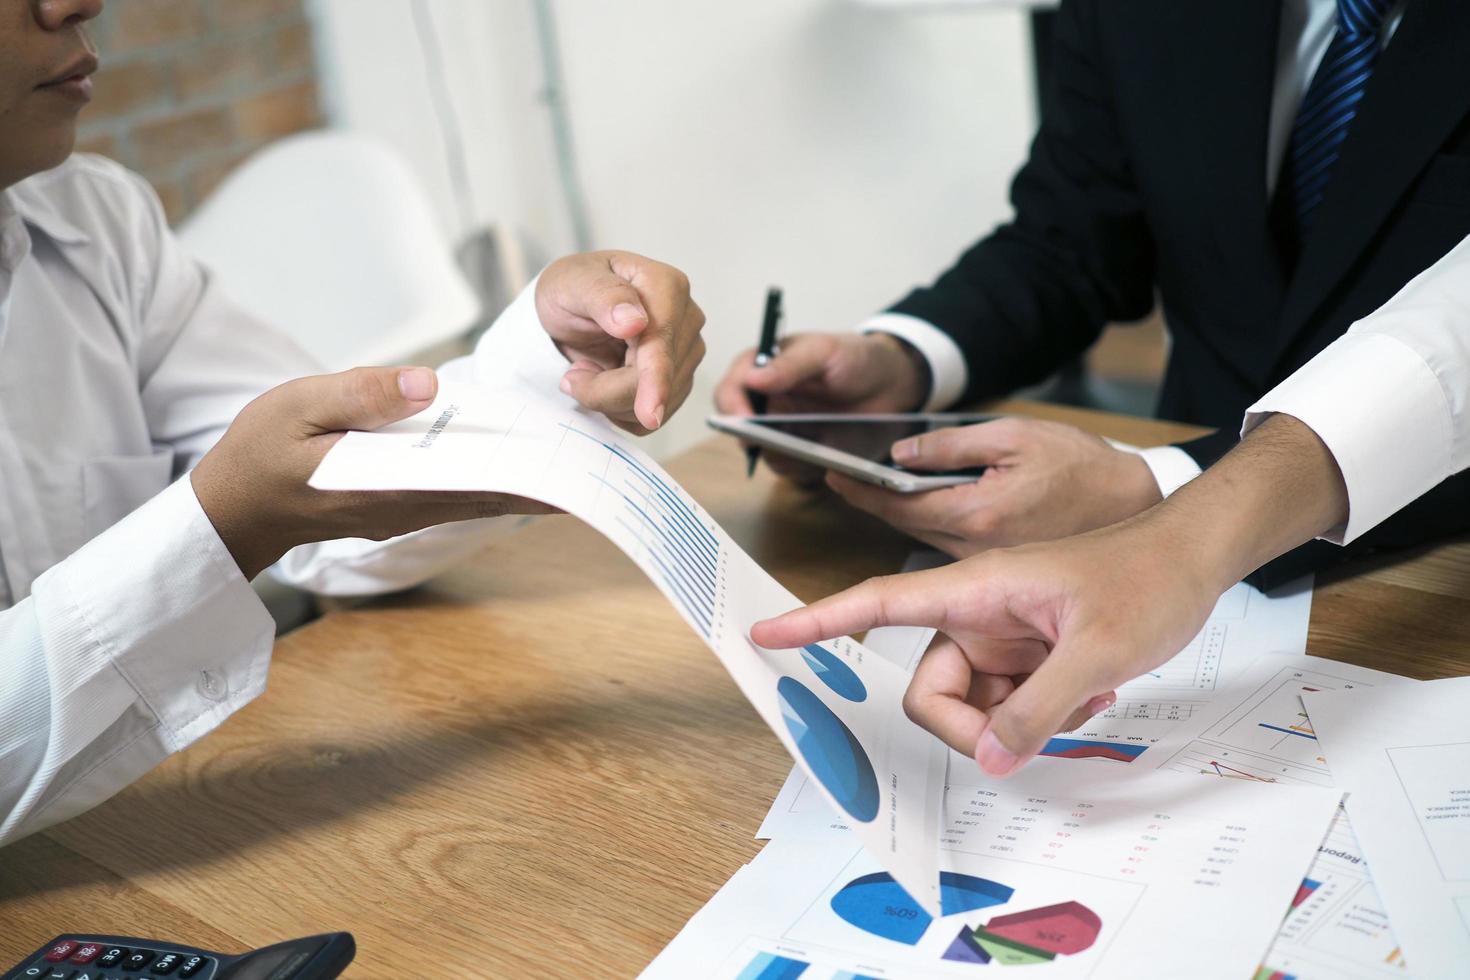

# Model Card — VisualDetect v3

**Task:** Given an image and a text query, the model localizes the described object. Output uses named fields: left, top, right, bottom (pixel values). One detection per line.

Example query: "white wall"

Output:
left=310, top=0, right=1037, bottom=457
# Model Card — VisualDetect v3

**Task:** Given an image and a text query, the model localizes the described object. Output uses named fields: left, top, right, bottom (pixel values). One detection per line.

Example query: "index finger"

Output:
left=744, top=335, right=833, bottom=394
left=750, top=569, right=953, bottom=650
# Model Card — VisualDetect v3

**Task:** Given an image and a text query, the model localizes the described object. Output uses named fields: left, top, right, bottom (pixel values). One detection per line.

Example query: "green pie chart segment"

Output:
left=777, top=676, right=880, bottom=823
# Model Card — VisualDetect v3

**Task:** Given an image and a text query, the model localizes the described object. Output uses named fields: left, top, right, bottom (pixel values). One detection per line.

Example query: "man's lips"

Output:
left=38, top=52, right=99, bottom=88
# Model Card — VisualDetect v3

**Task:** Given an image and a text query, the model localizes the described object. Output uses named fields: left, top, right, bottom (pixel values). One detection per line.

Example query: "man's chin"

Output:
left=0, top=127, right=80, bottom=186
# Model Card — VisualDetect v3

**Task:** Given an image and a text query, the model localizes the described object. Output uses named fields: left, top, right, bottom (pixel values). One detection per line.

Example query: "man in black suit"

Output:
left=716, top=0, right=1470, bottom=587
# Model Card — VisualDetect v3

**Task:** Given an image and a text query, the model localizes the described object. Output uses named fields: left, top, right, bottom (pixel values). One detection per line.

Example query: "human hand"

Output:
left=190, top=366, right=558, bottom=580
left=536, top=250, right=706, bottom=434
left=750, top=513, right=1225, bottom=777
left=713, top=332, right=930, bottom=483
left=824, top=417, right=1162, bottom=556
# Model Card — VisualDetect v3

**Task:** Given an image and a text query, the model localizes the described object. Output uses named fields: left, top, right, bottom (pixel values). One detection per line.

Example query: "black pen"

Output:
left=746, top=287, right=783, bottom=477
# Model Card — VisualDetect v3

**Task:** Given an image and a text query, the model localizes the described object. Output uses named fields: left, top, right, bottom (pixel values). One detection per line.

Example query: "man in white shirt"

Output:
left=0, top=0, right=706, bottom=845
left=752, top=229, right=1470, bottom=778
left=717, top=0, right=1470, bottom=589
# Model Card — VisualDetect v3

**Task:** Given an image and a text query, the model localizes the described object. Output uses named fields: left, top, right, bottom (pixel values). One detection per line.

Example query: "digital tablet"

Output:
left=707, top=413, right=1001, bottom=493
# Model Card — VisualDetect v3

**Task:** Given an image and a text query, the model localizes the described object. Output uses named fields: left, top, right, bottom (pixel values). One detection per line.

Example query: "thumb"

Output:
left=560, top=268, right=650, bottom=341
left=973, top=638, right=1119, bottom=777
left=294, top=366, right=439, bottom=434
left=891, top=421, right=1014, bottom=471
left=744, top=335, right=832, bottom=394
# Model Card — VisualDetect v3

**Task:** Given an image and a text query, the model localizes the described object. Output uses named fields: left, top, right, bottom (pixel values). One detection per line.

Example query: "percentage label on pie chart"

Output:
left=777, top=676, right=879, bottom=822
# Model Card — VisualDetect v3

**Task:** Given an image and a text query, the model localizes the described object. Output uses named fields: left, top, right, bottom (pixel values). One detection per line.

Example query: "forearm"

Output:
left=1147, top=414, right=1348, bottom=592
left=0, top=478, right=273, bottom=846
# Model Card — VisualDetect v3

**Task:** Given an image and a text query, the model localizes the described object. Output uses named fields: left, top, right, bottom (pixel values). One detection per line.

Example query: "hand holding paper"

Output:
left=190, top=365, right=557, bottom=580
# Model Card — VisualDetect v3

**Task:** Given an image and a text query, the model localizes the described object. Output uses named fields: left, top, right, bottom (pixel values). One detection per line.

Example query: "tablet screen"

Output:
left=746, top=415, right=997, bottom=476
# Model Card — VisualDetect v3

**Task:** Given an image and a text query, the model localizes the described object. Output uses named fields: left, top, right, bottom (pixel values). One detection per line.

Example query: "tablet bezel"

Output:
left=707, top=413, right=998, bottom=493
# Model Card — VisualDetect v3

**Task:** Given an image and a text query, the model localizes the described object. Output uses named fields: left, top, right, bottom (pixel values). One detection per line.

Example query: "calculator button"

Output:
left=20, top=964, right=46, bottom=977
left=176, top=955, right=207, bottom=977
left=71, top=971, right=100, bottom=980
left=149, top=953, right=182, bottom=975
left=94, top=949, right=128, bottom=968
left=69, top=945, right=103, bottom=964
left=122, top=950, right=156, bottom=970
left=41, top=969, right=75, bottom=980
left=45, top=941, right=80, bottom=961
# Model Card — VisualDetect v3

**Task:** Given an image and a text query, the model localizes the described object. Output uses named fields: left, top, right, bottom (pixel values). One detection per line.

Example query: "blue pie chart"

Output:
left=800, top=644, right=868, bottom=702
left=777, top=676, right=880, bottom=823
left=831, top=871, right=1016, bottom=946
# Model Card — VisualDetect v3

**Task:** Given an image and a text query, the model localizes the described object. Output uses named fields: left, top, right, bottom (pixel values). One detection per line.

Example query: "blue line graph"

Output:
left=562, top=424, right=720, bottom=636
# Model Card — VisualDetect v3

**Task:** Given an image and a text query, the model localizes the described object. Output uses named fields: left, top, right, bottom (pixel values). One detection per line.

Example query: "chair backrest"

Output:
left=178, top=131, right=480, bottom=372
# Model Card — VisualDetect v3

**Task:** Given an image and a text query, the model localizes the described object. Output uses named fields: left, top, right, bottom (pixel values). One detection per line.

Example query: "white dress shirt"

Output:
left=1244, top=231, right=1470, bottom=544
left=863, top=0, right=1403, bottom=497
left=0, top=154, right=568, bottom=847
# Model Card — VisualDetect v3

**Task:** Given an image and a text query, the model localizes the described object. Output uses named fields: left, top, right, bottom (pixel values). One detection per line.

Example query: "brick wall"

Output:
left=76, top=0, right=323, bottom=224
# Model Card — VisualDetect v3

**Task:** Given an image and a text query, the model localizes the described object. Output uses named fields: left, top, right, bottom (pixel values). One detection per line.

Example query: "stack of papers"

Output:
left=648, top=763, right=1342, bottom=978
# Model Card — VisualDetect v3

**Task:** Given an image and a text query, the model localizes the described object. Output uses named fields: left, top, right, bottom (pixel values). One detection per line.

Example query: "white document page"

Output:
left=1306, top=677, right=1470, bottom=980
left=645, top=765, right=1341, bottom=979
left=1258, top=805, right=1409, bottom=980
left=1142, top=653, right=1415, bottom=979
left=757, top=581, right=1312, bottom=840
left=1148, top=654, right=1407, bottom=787
left=308, top=382, right=947, bottom=911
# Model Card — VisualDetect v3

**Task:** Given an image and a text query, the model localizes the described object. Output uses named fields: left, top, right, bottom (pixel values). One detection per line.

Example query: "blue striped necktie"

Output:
left=1275, top=0, right=1393, bottom=258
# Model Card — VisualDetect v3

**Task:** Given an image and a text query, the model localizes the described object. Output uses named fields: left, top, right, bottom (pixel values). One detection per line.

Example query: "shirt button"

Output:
left=197, top=669, right=228, bottom=701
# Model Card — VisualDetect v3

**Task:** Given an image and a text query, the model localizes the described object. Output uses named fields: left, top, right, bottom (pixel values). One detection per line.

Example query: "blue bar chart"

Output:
left=563, top=423, right=723, bottom=638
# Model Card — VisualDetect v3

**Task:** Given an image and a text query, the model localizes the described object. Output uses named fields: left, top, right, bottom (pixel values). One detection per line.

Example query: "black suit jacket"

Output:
left=889, top=0, right=1470, bottom=588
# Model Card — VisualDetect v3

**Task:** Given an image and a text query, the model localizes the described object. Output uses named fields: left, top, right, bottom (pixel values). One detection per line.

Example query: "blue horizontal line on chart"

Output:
left=618, top=476, right=717, bottom=585
left=561, top=423, right=720, bottom=559
left=599, top=482, right=714, bottom=623
left=615, top=514, right=712, bottom=637
left=585, top=471, right=713, bottom=593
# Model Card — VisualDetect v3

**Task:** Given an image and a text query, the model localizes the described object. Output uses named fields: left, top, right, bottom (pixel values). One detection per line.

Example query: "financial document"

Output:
left=309, top=382, right=946, bottom=911
left=757, top=580, right=1312, bottom=840
left=1149, top=654, right=1405, bottom=788
left=757, top=651, right=1417, bottom=980
left=1307, top=677, right=1470, bottom=980
left=1258, top=806, right=1408, bottom=980
left=646, top=765, right=1341, bottom=979
left=1143, top=653, right=1415, bottom=979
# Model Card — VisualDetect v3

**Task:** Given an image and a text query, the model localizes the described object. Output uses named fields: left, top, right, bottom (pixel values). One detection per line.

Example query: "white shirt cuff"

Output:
left=1134, top=445, right=1203, bottom=498
left=36, top=476, right=275, bottom=751
left=1110, top=440, right=1201, bottom=498
left=1243, top=332, right=1452, bottom=545
left=471, top=273, right=573, bottom=393
left=860, top=313, right=968, bottom=412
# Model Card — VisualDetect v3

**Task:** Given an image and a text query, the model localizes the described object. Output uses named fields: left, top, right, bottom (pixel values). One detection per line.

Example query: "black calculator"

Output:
left=3, top=933, right=354, bottom=980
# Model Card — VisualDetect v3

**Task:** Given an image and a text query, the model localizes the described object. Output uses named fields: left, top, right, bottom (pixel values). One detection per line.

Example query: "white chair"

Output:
left=178, top=131, right=480, bottom=371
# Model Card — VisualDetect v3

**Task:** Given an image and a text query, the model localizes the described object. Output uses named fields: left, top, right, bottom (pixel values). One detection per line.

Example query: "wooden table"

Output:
left=4, top=402, right=1469, bottom=976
